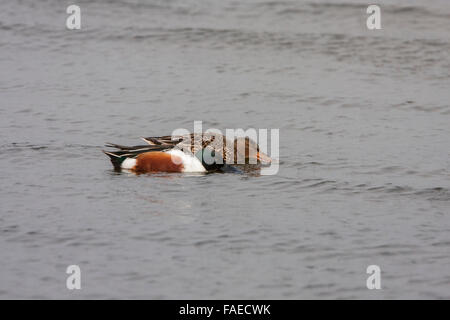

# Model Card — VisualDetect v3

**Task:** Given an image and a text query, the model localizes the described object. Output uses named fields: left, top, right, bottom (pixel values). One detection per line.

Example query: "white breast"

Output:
left=166, top=149, right=206, bottom=173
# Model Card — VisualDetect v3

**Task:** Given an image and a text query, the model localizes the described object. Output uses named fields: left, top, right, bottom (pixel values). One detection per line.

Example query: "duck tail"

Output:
left=102, top=150, right=127, bottom=171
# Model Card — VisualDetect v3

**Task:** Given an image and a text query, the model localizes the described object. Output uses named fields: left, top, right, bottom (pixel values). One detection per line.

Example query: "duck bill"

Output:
left=257, top=152, right=272, bottom=165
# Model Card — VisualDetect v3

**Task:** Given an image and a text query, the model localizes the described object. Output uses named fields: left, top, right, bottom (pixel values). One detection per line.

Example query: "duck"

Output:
left=103, top=133, right=271, bottom=174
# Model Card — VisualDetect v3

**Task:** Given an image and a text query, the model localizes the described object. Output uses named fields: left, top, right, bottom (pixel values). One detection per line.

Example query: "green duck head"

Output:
left=194, top=148, right=224, bottom=171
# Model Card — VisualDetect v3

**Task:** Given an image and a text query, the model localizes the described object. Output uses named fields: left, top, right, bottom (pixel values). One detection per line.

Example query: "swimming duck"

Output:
left=103, top=133, right=271, bottom=173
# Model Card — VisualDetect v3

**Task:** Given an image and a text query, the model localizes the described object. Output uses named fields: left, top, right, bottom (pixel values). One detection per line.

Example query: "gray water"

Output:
left=1, top=0, right=449, bottom=299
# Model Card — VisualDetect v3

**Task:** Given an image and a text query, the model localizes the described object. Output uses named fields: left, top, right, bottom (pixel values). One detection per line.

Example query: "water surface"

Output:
left=0, top=0, right=449, bottom=299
